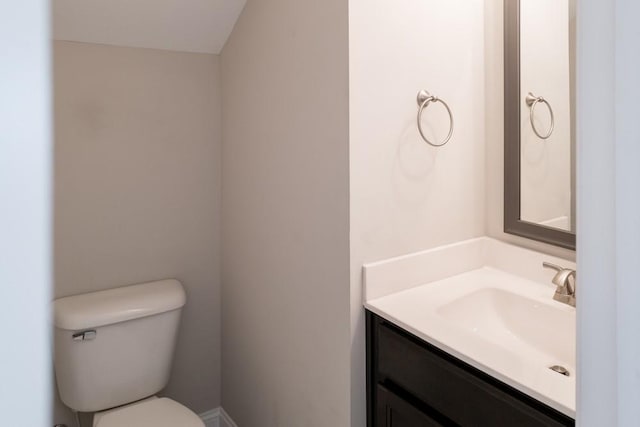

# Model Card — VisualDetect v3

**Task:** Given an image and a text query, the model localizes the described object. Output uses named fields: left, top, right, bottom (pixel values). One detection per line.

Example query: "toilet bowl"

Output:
left=92, top=397, right=204, bottom=427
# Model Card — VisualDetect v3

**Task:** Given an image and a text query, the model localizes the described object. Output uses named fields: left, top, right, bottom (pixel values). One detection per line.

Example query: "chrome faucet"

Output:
left=543, top=262, right=576, bottom=307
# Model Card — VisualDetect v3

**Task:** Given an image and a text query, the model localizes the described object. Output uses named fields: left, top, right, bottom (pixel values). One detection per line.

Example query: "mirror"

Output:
left=504, top=0, right=576, bottom=250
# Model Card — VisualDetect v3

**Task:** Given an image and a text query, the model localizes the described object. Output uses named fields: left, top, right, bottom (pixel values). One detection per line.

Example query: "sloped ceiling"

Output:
left=53, top=0, right=246, bottom=54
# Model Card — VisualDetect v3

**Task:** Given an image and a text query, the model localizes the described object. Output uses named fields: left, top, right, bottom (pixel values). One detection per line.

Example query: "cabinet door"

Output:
left=376, top=385, right=444, bottom=427
left=377, top=321, right=572, bottom=427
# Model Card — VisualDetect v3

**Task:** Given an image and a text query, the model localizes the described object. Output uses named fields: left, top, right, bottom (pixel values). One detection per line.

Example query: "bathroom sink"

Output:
left=365, top=266, right=576, bottom=417
left=437, top=287, right=575, bottom=368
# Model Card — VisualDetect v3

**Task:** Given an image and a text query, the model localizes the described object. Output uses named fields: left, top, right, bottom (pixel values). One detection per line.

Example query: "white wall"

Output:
left=576, top=0, right=616, bottom=421
left=0, top=1, right=51, bottom=425
left=578, top=0, right=640, bottom=425
left=53, top=42, right=222, bottom=423
left=220, top=0, right=351, bottom=426
left=519, top=0, right=572, bottom=229
left=349, top=0, right=486, bottom=424
left=613, top=0, right=640, bottom=421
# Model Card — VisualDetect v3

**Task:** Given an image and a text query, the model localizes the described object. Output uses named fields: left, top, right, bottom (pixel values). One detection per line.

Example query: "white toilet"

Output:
left=53, top=279, right=204, bottom=427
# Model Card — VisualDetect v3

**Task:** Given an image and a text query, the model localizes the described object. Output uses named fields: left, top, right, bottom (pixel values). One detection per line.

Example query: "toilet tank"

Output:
left=53, top=279, right=186, bottom=413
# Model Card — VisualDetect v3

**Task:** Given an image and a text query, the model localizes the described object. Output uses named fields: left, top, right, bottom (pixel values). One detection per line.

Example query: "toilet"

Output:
left=53, top=279, right=204, bottom=427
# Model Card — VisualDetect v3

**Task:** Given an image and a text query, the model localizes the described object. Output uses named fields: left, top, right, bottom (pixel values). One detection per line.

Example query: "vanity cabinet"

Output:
left=367, top=311, right=575, bottom=427
left=376, top=384, right=442, bottom=427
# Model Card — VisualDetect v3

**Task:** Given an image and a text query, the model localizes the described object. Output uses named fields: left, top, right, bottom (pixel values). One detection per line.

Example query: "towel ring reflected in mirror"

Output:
left=526, top=92, right=555, bottom=140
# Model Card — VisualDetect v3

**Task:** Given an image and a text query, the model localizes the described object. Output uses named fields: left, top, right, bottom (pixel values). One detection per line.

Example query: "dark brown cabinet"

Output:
left=367, top=311, right=575, bottom=427
left=376, top=385, right=442, bottom=427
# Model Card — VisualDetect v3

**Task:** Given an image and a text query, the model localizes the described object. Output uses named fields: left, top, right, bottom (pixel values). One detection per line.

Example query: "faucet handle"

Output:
left=542, top=262, right=563, bottom=272
left=542, top=261, right=576, bottom=307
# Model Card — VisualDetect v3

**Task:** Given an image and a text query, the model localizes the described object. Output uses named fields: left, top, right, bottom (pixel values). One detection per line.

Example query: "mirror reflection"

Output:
left=519, top=0, right=576, bottom=233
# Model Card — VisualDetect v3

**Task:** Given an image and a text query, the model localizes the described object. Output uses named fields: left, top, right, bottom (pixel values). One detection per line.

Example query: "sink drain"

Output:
left=549, top=365, right=570, bottom=377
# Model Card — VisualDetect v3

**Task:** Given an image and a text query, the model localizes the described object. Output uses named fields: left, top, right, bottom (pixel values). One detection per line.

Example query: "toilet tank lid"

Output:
left=53, top=279, right=186, bottom=331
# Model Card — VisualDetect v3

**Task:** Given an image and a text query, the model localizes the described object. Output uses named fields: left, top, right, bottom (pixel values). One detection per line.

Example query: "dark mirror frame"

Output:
left=504, top=0, right=576, bottom=250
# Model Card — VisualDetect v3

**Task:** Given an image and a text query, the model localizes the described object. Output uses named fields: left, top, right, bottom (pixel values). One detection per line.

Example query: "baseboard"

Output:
left=199, top=407, right=238, bottom=427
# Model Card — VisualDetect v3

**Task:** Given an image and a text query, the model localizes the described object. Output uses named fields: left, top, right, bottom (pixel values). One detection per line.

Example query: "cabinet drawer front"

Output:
left=377, top=323, right=570, bottom=427
left=376, top=385, right=443, bottom=427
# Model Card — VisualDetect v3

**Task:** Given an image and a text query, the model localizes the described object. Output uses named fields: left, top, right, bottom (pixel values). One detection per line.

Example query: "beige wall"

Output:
left=220, top=0, right=351, bottom=425
left=53, top=41, right=222, bottom=424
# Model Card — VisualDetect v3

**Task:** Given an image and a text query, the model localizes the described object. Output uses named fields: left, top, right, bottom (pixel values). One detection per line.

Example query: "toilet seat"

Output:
left=93, top=397, right=204, bottom=427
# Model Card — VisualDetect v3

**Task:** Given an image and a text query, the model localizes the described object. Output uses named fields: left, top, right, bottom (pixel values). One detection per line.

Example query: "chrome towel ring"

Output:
left=526, top=92, right=555, bottom=140
left=416, top=90, right=454, bottom=147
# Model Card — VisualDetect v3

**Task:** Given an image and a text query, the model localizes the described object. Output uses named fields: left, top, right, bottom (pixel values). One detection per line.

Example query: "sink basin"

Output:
left=365, top=266, right=576, bottom=417
left=437, top=287, right=575, bottom=369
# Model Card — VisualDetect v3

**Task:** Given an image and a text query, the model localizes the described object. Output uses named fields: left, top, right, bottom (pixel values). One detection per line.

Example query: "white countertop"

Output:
left=363, top=237, right=576, bottom=418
